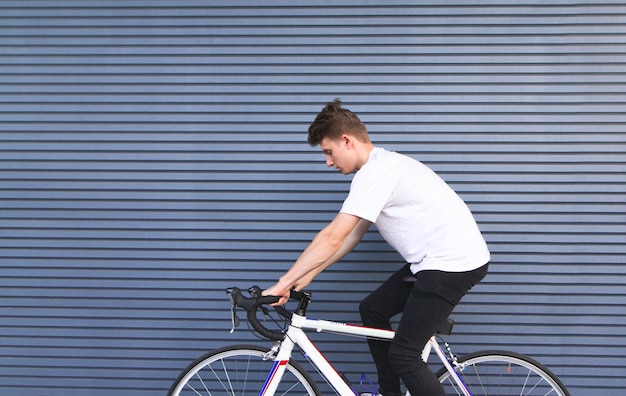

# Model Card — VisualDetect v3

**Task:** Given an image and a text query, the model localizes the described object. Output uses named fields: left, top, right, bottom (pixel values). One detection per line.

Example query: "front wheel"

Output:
left=436, top=350, right=570, bottom=396
left=168, top=344, right=321, bottom=396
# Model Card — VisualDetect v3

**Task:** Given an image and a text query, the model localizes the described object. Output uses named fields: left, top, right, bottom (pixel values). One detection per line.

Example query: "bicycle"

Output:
left=168, top=286, right=570, bottom=396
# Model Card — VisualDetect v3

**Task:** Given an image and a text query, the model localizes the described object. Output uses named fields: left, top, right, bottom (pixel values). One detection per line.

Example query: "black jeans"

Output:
left=359, top=263, right=488, bottom=396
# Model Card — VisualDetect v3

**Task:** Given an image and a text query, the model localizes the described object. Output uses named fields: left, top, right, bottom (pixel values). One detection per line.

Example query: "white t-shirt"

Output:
left=340, top=147, right=490, bottom=273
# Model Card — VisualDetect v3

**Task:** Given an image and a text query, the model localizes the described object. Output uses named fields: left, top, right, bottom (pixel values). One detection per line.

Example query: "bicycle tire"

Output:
left=436, top=350, right=570, bottom=396
left=168, top=344, right=321, bottom=396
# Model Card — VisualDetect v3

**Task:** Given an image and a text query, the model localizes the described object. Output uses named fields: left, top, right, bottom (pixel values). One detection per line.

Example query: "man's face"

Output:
left=319, top=136, right=357, bottom=175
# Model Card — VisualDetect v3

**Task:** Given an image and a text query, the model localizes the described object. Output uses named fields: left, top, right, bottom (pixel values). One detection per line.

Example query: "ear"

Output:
left=340, top=134, right=354, bottom=148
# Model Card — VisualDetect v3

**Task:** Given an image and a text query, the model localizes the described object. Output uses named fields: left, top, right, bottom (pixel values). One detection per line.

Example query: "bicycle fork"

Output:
left=258, top=342, right=290, bottom=396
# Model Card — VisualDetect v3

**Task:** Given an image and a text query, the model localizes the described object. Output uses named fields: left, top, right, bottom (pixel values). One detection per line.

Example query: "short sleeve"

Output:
left=340, top=158, right=396, bottom=223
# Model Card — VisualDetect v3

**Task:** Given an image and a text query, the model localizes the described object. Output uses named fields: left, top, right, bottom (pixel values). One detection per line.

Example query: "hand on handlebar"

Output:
left=262, top=283, right=291, bottom=306
left=227, top=286, right=310, bottom=341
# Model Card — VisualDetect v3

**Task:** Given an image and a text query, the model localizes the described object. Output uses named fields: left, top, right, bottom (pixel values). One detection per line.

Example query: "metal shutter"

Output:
left=1, top=1, right=624, bottom=394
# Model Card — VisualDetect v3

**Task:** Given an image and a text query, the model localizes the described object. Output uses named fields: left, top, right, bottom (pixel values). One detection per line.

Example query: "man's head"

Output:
left=308, top=99, right=373, bottom=174
left=307, top=99, right=370, bottom=147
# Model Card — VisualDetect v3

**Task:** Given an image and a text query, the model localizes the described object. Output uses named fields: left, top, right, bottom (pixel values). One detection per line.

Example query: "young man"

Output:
left=263, top=99, right=490, bottom=396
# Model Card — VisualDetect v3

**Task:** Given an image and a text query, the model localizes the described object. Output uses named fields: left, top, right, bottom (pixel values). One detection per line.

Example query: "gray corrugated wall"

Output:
left=1, top=1, right=625, bottom=395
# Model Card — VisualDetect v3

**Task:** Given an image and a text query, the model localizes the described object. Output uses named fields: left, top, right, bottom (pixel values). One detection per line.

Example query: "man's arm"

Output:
left=263, top=212, right=371, bottom=304
left=293, top=215, right=371, bottom=291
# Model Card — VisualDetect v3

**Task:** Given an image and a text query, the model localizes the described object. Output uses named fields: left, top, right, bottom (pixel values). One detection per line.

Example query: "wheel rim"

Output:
left=439, top=354, right=567, bottom=396
left=171, top=348, right=318, bottom=396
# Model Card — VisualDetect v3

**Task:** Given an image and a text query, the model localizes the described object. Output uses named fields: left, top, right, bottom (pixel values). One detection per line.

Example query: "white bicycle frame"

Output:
left=260, top=313, right=470, bottom=396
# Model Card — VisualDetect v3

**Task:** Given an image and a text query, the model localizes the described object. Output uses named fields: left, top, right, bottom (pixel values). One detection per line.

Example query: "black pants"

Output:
left=359, top=263, right=488, bottom=396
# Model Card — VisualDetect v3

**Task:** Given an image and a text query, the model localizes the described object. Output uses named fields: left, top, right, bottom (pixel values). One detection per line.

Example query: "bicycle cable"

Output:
left=244, top=308, right=290, bottom=341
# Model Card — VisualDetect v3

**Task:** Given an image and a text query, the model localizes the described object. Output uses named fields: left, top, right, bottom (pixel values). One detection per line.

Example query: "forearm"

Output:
left=264, top=213, right=369, bottom=303
left=276, top=227, right=342, bottom=290
left=290, top=217, right=370, bottom=290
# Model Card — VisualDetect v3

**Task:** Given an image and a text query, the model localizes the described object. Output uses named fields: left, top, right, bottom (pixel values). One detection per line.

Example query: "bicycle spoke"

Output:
left=439, top=352, right=568, bottom=396
left=169, top=346, right=320, bottom=396
left=184, top=381, right=203, bottom=396
left=206, top=361, right=231, bottom=395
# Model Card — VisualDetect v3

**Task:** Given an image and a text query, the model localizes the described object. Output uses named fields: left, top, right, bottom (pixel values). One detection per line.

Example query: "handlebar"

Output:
left=226, top=286, right=311, bottom=341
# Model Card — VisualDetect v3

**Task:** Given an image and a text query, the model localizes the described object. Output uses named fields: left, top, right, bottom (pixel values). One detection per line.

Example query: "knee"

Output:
left=388, top=342, right=423, bottom=375
left=358, top=296, right=373, bottom=322
left=359, top=295, right=385, bottom=326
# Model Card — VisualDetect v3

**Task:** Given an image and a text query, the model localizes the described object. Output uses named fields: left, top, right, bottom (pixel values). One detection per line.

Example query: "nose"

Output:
left=325, top=155, right=334, bottom=167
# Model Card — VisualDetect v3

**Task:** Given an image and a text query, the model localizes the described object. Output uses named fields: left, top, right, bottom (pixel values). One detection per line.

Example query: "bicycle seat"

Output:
left=437, top=318, right=454, bottom=335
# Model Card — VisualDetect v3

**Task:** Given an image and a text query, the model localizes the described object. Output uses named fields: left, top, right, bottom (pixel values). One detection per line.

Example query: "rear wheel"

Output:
left=168, top=344, right=321, bottom=396
left=436, top=350, right=570, bottom=396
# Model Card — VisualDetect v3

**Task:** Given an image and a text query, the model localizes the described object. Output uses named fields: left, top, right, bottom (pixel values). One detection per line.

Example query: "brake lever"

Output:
left=230, top=305, right=241, bottom=333
left=248, top=286, right=270, bottom=320
left=226, top=288, right=241, bottom=333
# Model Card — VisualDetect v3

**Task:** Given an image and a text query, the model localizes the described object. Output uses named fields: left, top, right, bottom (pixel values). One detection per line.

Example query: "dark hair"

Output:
left=307, top=99, right=369, bottom=146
